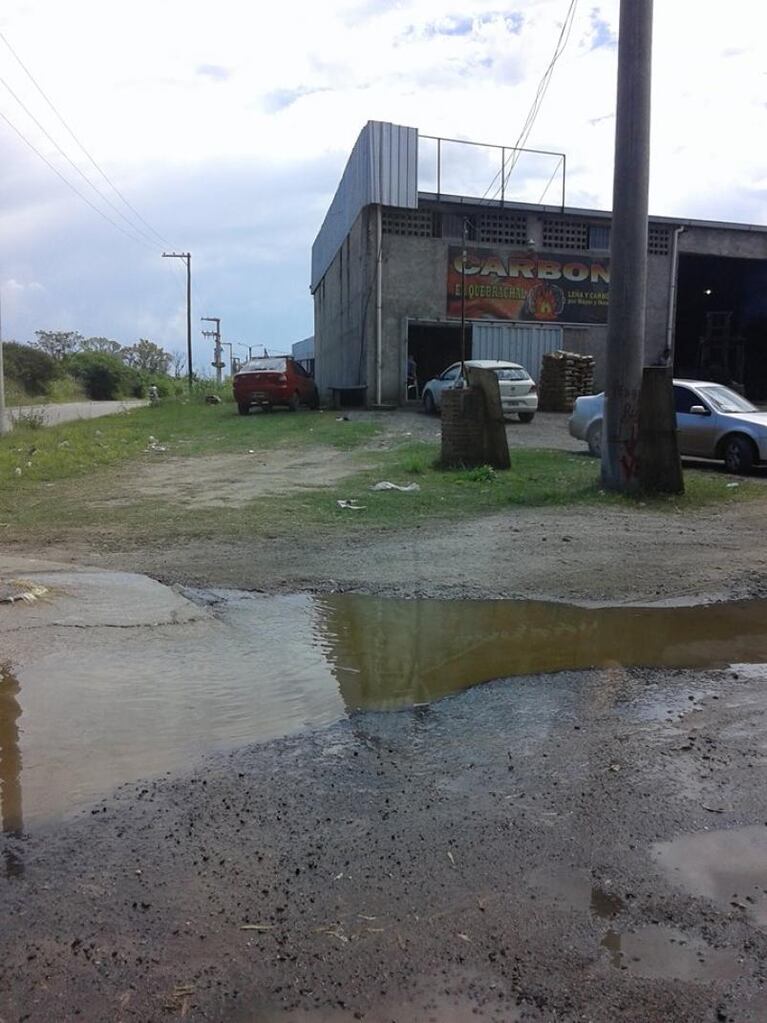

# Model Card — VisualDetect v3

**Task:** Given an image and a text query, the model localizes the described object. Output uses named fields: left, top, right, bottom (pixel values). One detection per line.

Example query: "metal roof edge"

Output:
left=417, top=192, right=767, bottom=234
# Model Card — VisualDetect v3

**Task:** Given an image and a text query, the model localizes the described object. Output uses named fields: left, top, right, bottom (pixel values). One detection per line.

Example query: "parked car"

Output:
left=421, top=360, right=538, bottom=422
left=569, top=379, right=767, bottom=473
left=233, top=356, right=319, bottom=415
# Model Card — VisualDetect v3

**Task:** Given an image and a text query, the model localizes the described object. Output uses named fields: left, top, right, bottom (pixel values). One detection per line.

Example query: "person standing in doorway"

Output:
left=407, top=354, right=418, bottom=398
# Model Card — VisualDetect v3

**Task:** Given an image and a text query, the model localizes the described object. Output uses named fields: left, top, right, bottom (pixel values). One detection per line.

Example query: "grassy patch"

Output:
left=0, top=405, right=762, bottom=549
left=0, top=400, right=377, bottom=485
left=272, top=442, right=760, bottom=534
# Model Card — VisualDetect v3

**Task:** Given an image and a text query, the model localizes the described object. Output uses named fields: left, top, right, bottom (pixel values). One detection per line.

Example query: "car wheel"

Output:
left=587, top=421, right=602, bottom=458
left=519, top=412, right=535, bottom=424
left=723, top=434, right=755, bottom=474
left=423, top=391, right=436, bottom=415
left=288, top=392, right=300, bottom=412
left=237, top=402, right=250, bottom=416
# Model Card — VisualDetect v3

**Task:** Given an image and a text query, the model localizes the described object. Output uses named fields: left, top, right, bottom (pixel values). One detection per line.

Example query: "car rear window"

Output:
left=493, top=368, right=529, bottom=381
left=241, top=358, right=287, bottom=373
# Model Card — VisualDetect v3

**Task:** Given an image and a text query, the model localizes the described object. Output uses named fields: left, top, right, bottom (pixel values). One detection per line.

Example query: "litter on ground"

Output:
left=370, top=481, right=421, bottom=492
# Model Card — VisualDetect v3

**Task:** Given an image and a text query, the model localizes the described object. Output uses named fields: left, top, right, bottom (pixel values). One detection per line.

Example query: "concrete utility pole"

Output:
left=160, top=253, right=192, bottom=392
left=201, top=317, right=223, bottom=385
left=602, top=0, right=654, bottom=493
left=0, top=288, right=7, bottom=436
left=460, top=218, right=468, bottom=367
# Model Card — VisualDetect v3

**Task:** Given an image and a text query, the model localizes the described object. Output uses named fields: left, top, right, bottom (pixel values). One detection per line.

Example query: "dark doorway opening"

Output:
left=407, top=322, right=473, bottom=399
left=674, top=254, right=767, bottom=399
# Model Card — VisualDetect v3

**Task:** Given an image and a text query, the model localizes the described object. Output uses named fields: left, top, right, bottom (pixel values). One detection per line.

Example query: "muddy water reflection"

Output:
left=600, top=925, right=741, bottom=981
left=3, top=590, right=767, bottom=826
left=317, top=595, right=767, bottom=709
left=0, top=665, right=24, bottom=877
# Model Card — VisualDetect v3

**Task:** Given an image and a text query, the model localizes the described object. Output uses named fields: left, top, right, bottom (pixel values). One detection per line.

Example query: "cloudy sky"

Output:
left=1, top=0, right=766, bottom=373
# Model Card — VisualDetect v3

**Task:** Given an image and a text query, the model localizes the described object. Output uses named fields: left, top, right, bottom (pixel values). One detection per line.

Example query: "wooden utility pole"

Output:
left=602, top=0, right=654, bottom=493
left=162, top=252, right=193, bottom=391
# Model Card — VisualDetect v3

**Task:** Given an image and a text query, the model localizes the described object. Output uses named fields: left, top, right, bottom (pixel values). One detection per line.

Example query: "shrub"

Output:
left=466, top=464, right=498, bottom=483
left=3, top=342, right=60, bottom=396
left=65, top=352, right=140, bottom=400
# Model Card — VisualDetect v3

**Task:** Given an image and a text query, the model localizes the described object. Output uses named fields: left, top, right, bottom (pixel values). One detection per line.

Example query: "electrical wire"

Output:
left=0, top=106, right=158, bottom=252
left=537, top=155, right=564, bottom=205
left=0, top=29, right=172, bottom=248
left=482, top=0, right=578, bottom=202
left=0, top=73, right=160, bottom=249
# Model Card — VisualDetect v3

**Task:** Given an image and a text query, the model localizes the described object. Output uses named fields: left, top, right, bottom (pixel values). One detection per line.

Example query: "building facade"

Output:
left=312, top=122, right=767, bottom=405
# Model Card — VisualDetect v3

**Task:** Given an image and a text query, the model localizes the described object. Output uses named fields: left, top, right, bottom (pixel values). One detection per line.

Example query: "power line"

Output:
left=0, top=29, right=172, bottom=249
left=499, top=0, right=578, bottom=193
left=483, top=0, right=579, bottom=202
left=0, top=105, right=158, bottom=251
left=538, top=155, right=564, bottom=204
left=0, top=74, right=160, bottom=249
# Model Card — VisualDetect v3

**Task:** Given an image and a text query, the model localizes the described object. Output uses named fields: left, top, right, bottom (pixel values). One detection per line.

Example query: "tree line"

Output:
left=5, top=331, right=184, bottom=402
left=30, top=330, right=182, bottom=375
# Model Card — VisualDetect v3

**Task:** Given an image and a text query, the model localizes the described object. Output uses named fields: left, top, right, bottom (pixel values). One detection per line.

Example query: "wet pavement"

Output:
left=2, top=657, right=767, bottom=1021
left=2, top=564, right=767, bottom=1020
left=4, top=570, right=767, bottom=824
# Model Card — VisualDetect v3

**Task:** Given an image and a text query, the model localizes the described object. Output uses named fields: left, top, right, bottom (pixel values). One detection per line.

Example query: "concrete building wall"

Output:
left=377, top=216, right=674, bottom=399
left=313, top=208, right=374, bottom=401
left=681, top=226, right=767, bottom=260
left=379, top=234, right=446, bottom=402
left=645, top=252, right=674, bottom=364
left=313, top=194, right=767, bottom=406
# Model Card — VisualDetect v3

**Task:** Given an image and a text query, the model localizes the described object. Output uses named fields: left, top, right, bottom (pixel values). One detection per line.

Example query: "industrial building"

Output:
left=311, top=121, right=767, bottom=405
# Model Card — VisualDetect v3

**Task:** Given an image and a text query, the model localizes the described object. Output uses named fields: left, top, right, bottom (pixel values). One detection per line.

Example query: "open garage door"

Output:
left=472, top=324, right=563, bottom=382
left=674, top=254, right=767, bottom=400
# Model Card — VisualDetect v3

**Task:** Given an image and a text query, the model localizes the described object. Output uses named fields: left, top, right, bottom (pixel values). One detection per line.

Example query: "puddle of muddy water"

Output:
left=654, top=826, right=767, bottom=927
left=313, top=594, right=767, bottom=709
left=600, top=924, right=741, bottom=981
left=4, top=588, right=767, bottom=829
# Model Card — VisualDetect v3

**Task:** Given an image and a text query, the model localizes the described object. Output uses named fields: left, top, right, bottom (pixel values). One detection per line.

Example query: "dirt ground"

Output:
left=19, top=409, right=767, bottom=605
left=3, top=409, right=767, bottom=1022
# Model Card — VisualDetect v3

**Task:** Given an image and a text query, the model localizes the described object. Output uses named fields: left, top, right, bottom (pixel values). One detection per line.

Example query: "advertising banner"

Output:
left=447, top=247, right=610, bottom=324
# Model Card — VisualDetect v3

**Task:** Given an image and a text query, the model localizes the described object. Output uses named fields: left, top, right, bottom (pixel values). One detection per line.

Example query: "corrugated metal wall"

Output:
left=472, top=323, right=563, bottom=381
left=311, top=121, right=418, bottom=292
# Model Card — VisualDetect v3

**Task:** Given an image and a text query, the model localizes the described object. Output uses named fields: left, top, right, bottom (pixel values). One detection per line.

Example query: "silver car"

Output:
left=569, top=379, right=767, bottom=474
left=422, top=360, right=538, bottom=422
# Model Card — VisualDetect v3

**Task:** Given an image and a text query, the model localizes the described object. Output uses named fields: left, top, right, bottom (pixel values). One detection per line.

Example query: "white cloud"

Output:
left=0, top=0, right=765, bottom=353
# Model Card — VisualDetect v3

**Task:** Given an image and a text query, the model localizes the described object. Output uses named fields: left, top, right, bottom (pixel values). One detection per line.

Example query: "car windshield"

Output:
left=698, top=385, right=756, bottom=414
left=493, top=368, right=529, bottom=381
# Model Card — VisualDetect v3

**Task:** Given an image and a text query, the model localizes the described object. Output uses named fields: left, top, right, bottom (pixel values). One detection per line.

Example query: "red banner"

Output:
left=447, top=247, right=610, bottom=324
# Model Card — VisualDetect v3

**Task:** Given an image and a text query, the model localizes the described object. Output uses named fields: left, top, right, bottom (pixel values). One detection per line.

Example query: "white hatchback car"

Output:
left=421, top=360, right=538, bottom=422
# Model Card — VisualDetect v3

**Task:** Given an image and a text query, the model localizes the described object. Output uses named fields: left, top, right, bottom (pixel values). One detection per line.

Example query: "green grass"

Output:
left=0, top=400, right=762, bottom=548
left=5, top=376, right=87, bottom=406
left=271, top=441, right=759, bottom=534
left=0, top=398, right=378, bottom=485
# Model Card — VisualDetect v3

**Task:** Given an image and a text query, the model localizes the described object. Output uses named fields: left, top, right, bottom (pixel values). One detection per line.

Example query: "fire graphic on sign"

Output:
left=523, top=283, right=566, bottom=321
